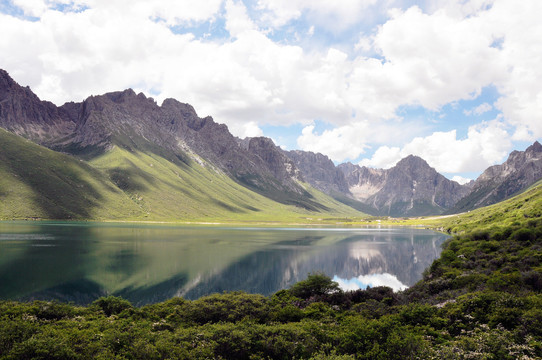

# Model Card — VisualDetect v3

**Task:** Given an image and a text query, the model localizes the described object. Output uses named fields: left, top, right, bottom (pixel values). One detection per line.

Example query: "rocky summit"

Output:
left=336, top=155, right=470, bottom=217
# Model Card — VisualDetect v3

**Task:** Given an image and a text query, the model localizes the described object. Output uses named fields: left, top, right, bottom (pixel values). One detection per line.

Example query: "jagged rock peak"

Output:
left=0, top=69, right=15, bottom=86
left=288, top=149, right=334, bottom=163
left=105, top=88, right=137, bottom=103
left=0, top=68, right=75, bottom=143
left=526, top=140, right=542, bottom=154
left=161, top=98, right=197, bottom=114
left=248, top=136, right=276, bottom=147
left=0, top=69, right=41, bottom=103
left=284, top=149, right=350, bottom=194
left=395, top=155, right=431, bottom=169
left=449, top=140, right=542, bottom=213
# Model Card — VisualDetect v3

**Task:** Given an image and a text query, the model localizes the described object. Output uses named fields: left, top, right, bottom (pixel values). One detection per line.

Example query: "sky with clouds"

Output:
left=1, top=0, right=541, bottom=183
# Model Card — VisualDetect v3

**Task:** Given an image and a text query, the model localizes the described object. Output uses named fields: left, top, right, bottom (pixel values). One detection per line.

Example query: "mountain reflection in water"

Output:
left=0, top=222, right=448, bottom=305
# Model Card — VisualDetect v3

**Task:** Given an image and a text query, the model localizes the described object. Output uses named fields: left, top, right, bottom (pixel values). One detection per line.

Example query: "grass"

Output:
left=0, top=129, right=365, bottom=223
left=0, top=129, right=144, bottom=220
left=88, top=145, right=366, bottom=223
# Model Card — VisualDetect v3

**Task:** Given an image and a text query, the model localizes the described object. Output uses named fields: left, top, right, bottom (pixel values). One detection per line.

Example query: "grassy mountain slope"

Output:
left=0, top=129, right=364, bottom=222
left=88, top=145, right=362, bottom=222
left=431, top=178, right=542, bottom=234
left=0, top=129, right=144, bottom=220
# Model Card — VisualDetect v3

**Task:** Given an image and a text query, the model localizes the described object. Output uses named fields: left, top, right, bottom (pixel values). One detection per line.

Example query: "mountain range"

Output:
left=1, top=68, right=541, bottom=220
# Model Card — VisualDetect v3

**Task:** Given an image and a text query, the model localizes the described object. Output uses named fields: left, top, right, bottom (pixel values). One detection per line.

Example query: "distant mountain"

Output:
left=339, top=156, right=469, bottom=217
left=284, top=143, right=542, bottom=217
left=283, top=150, right=378, bottom=214
left=449, top=141, right=542, bottom=213
left=282, top=150, right=469, bottom=216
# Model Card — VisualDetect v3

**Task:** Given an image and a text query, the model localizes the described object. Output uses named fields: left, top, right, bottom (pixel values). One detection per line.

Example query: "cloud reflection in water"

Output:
left=333, top=273, right=408, bottom=292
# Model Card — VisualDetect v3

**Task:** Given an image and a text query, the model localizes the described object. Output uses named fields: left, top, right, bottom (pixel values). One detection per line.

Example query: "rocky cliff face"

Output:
left=450, top=141, right=542, bottom=213
left=369, top=156, right=469, bottom=216
left=338, top=163, right=387, bottom=201
left=285, top=150, right=350, bottom=194
left=337, top=156, right=469, bottom=217
left=0, top=69, right=75, bottom=145
left=244, top=137, right=304, bottom=192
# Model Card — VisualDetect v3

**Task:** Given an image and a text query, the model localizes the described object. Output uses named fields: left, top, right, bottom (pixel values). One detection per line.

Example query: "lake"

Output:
left=0, top=221, right=448, bottom=305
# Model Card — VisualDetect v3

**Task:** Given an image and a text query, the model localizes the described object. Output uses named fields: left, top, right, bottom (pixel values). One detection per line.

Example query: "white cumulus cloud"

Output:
left=359, top=146, right=402, bottom=169
left=256, top=0, right=378, bottom=32
left=451, top=175, right=473, bottom=185
left=464, top=102, right=493, bottom=116
left=297, top=123, right=369, bottom=162
left=359, top=121, right=512, bottom=173
left=1, top=0, right=541, bottom=176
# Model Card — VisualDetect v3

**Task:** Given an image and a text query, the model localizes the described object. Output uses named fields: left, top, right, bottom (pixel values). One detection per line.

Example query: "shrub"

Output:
left=31, top=301, right=76, bottom=321
left=187, top=292, right=269, bottom=324
left=289, top=273, right=342, bottom=300
left=91, top=296, right=133, bottom=316
left=522, top=271, right=542, bottom=291
left=512, top=228, right=536, bottom=242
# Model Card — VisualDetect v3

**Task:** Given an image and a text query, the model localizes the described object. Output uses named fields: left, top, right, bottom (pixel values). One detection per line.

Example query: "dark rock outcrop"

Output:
left=245, top=137, right=303, bottom=191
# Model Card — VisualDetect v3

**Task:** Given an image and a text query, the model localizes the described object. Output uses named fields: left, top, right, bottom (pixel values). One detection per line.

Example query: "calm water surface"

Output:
left=0, top=221, right=448, bottom=305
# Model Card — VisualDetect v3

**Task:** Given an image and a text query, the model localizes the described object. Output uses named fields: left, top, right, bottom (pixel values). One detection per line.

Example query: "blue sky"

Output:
left=1, top=0, right=541, bottom=183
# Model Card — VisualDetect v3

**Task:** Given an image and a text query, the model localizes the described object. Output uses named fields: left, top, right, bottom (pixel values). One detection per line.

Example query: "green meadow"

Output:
left=0, top=128, right=364, bottom=224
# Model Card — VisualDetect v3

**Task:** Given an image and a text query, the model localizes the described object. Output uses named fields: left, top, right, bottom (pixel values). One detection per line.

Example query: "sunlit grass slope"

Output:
left=88, top=146, right=364, bottom=223
left=425, top=178, right=542, bottom=233
left=0, top=129, right=364, bottom=222
left=0, top=129, right=144, bottom=220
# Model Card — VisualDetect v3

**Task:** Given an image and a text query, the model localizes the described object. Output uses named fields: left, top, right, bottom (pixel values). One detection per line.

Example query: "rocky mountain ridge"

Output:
left=284, top=143, right=542, bottom=216
left=0, top=69, right=76, bottom=144
left=1, top=68, right=541, bottom=217
left=449, top=140, right=542, bottom=213
left=0, top=70, right=319, bottom=209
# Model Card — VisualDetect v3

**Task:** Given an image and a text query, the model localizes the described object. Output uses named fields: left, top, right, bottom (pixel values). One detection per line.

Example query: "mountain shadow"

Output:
left=0, top=129, right=121, bottom=219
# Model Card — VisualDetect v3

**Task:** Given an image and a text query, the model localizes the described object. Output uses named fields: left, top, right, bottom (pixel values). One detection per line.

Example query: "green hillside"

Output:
left=431, top=178, right=542, bottom=234
left=0, top=129, right=363, bottom=222
left=0, top=129, right=144, bottom=220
